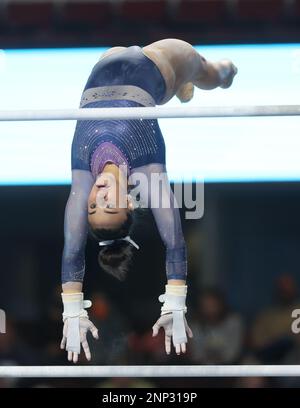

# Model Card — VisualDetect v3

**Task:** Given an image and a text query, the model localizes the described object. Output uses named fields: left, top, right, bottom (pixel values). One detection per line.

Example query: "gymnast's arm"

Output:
left=150, top=166, right=187, bottom=285
left=61, top=170, right=99, bottom=363
left=130, top=163, right=191, bottom=354
left=62, top=169, right=94, bottom=294
left=131, top=163, right=187, bottom=285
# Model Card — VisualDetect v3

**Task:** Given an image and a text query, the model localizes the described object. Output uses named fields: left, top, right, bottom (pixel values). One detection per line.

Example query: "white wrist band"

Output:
left=61, top=292, right=92, bottom=354
left=159, top=285, right=187, bottom=315
left=61, top=292, right=92, bottom=320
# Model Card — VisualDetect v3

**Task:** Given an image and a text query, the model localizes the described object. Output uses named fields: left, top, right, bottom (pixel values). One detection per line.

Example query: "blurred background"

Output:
left=0, top=0, right=300, bottom=47
left=1, top=0, right=300, bottom=388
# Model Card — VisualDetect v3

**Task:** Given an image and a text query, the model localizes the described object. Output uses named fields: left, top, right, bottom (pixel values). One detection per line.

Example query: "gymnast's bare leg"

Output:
left=142, top=38, right=238, bottom=103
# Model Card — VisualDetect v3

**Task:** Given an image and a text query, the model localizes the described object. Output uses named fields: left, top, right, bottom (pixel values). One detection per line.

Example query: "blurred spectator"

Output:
left=250, top=274, right=300, bottom=362
left=0, top=320, right=42, bottom=387
left=96, top=351, right=156, bottom=388
left=97, top=377, right=156, bottom=388
left=276, top=342, right=300, bottom=388
left=128, top=326, right=167, bottom=364
left=235, top=376, right=268, bottom=388
left=189, top=288, right=244, bottom=364
left=40, top=284, right=68, bottom=364
left=234, top=355, right=272, bottom=388
left=0, top=320, right=40, bottom=366
left=87, top=292, right=130, bottom=365
left=0, top=378, right=17, bottom=388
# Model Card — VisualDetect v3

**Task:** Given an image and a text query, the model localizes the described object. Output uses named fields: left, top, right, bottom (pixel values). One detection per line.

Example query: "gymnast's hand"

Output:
left=61, top=292, right=99, bottom=363
left=216, top=59, right=238, bottom=89
left=152, top=284, right=193, bottom=355
left=152, top=312, right=193, bottom=355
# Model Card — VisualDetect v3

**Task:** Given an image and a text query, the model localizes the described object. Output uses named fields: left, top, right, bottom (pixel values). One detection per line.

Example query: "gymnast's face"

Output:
left=87, top=169, right=133, bottom=229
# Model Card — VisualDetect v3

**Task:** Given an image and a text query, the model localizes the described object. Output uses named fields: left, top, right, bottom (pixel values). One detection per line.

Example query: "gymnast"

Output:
left=60, top=38, right=237, bottom=363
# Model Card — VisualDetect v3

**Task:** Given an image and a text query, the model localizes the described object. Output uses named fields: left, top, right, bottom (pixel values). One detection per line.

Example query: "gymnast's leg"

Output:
left=146, top=38, right=237, bottom=102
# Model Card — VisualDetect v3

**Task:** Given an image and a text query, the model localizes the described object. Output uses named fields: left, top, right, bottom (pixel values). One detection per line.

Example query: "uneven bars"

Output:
left=1, top=365, right=300, bottom=378
left=0, top=105, right=299, bottom=121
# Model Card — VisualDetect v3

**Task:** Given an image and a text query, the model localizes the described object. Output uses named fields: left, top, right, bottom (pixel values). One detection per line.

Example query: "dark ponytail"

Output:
left=98, top=241, right=133, bottom=281
left=89, top=212, right=134, bottom=281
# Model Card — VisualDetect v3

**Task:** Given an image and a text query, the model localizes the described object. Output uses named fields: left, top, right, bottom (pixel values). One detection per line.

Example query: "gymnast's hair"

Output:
left=89, top=211, right=135, bottom=281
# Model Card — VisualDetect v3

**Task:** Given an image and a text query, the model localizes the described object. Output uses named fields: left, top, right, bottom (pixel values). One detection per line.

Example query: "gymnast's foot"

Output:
left=215, top=59, right=238, bottom=89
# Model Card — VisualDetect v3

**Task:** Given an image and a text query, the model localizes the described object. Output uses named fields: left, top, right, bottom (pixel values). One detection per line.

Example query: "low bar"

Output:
left=1, top=365, right=300, bottom=378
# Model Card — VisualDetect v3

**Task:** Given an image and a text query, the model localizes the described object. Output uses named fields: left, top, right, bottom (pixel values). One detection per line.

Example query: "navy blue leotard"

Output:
left=71, top=46, right=166, bottom=176
left=62, top=46, right=187, bottom=283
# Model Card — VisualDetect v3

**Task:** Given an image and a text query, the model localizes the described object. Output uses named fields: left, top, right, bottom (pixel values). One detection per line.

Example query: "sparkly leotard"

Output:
left=71, top=46, right=166, bottom=178
left=62, top=46, right=187, bottom=283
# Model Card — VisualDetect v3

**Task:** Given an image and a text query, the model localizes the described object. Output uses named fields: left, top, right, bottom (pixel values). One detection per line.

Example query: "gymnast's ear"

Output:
left=176, top=82, right=194, bottom=103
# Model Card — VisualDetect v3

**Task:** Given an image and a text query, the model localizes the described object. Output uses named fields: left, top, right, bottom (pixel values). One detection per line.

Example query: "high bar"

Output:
left=0, top=365, right=300, bottom=378
left=0, top=105, right=299, bottom=121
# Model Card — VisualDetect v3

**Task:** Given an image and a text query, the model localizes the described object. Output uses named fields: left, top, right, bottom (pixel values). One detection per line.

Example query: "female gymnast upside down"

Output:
left=60, top=38, right=237, bottom=363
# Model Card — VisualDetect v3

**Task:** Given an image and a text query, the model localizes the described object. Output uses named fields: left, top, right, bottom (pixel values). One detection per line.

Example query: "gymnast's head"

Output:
left=87, top=164, right=136, bottom=281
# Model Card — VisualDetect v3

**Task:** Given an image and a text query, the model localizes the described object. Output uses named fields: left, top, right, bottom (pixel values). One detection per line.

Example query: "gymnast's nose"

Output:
left=98, top=190, right=108, bottom=199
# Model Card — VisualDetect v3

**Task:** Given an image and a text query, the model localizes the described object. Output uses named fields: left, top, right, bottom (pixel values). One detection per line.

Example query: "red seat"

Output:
left=175, top=0, right=227, bottom=23
left=237, top=0, right=284, bottom=21
left=120, top=0, right=167, bottom=22
left=7, top=2, right=54, bottom=28
left=61, top=1, right=112, bottom=26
